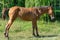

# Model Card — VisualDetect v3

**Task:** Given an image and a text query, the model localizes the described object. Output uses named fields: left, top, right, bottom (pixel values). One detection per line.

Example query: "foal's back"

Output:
left=9, top=6, right=39, bottom=21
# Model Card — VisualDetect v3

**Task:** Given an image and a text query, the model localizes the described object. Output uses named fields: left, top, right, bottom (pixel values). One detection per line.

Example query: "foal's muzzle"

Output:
left=50, top=16, right=56, bottom=22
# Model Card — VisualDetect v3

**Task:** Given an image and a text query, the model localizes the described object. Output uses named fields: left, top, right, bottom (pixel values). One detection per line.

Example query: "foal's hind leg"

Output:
left=4, top=14, right=17, bottom=37
left=4, top=19, right=13, bottom=37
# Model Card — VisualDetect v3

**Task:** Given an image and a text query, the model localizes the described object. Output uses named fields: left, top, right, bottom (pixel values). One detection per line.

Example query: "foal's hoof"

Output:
left=4, top=33, right=8, bottom=37
left=33, top=33, right=36, bottom=36
left=37, top=34, right=39, bottom=37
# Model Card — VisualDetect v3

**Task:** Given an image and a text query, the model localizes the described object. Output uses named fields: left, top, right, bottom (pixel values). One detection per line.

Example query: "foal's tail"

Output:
left=2, top=8, right=9, bottom=20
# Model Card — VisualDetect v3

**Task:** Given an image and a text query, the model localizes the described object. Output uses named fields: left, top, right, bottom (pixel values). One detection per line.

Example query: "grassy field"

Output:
left=0, top=18, right=60, bottom=40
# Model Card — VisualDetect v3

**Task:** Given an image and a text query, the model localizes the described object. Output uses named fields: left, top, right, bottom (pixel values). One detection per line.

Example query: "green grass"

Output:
left=0, top=18, right=60, bottom=40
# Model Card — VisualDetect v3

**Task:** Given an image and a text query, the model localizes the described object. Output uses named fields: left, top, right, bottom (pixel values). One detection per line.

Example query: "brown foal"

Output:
left=4, top=6, right=55, bottom=38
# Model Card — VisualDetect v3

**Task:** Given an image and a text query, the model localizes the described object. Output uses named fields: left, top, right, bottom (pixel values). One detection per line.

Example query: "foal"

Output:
left=4, top=6, right=55, bottom=38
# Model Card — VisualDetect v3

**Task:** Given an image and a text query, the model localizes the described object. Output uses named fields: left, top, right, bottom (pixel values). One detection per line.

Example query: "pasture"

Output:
left=0, top=18, right=60, bottom=40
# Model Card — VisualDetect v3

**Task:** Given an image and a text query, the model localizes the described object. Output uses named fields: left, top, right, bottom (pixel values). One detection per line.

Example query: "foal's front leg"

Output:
left=32, top=19, right=39, bottom=36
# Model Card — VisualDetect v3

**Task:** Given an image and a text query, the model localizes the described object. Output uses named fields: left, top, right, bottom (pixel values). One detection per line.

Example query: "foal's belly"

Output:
left=21, top=16, right=32, bottom=21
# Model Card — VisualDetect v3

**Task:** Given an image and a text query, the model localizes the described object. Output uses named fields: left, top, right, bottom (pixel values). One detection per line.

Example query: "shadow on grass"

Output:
left=34, top=34, right=59, bottom=38
left=6, top=34, right=60, bottom=40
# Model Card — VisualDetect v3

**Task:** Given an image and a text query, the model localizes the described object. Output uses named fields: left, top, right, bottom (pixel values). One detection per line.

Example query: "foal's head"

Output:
left=38, top=6, right=55, bottom=21
left=47, top=6, right=55, bottom=21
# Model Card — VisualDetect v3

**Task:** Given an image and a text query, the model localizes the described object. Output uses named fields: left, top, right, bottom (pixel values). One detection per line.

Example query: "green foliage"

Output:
left=18, top=0, right=25, bottom=7
left=35, top=0, right=41, bottom=7
left=0, top=0, right=4, bottom=17
left=25, top=0, right=35, bottom=8
left=25, top=0, right=51, bottom=7
left=4, top=0, right=25, bottom=8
